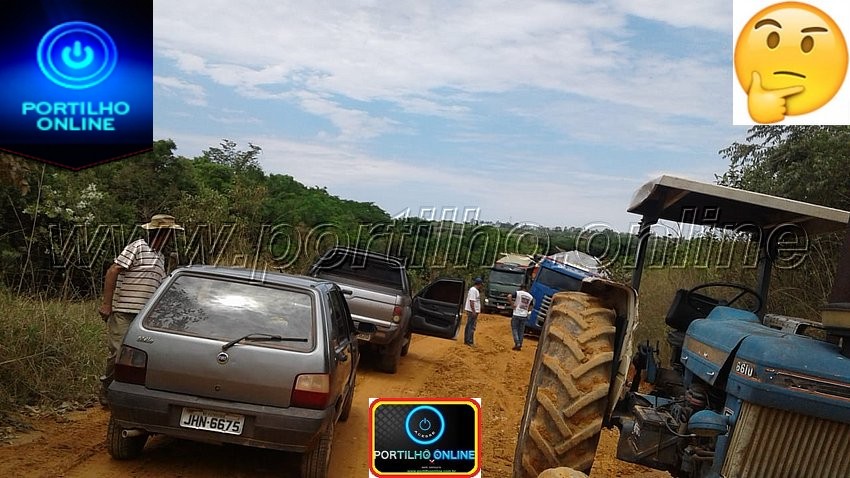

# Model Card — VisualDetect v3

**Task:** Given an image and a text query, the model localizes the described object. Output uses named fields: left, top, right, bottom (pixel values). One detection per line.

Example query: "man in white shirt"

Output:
left=508, top=284, right=534, bottom=351
left=463, top=277, right=484, bottom=346
left=98, top=214, right=183, bottom=406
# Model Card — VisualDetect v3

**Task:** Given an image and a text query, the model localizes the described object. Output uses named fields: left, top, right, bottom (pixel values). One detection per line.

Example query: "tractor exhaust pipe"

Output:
left=822, top=218, right=850, bottom=358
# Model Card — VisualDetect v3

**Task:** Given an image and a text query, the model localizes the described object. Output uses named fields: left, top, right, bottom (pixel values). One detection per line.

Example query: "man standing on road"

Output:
left=98, top=214, right=183, bottom=406
left=463, top=277, right=484, bottom=346
left=507, top=284, right=534, bottom=351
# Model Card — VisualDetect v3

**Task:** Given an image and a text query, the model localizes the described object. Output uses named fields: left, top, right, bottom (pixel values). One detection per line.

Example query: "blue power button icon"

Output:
left=405, top=406, right=445, bottom=445
left=37, top=21, right=118, bottom=89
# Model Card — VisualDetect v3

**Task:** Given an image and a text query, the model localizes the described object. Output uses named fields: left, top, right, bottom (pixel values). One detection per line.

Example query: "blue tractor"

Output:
left=524, top=252, right=605, bottom=334
left=514, top=176, right=850, bottom=478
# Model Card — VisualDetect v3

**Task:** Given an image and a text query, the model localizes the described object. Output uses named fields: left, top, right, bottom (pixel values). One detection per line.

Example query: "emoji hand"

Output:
left=747, top=72, right=804, bottom=123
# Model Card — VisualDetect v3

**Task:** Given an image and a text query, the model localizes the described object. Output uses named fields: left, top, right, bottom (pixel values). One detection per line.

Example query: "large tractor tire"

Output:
left=514, top=292, right=616, bottom=478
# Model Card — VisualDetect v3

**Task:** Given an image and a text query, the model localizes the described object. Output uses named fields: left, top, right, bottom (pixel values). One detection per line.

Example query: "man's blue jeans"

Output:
left=464, top=311, right=478, bottom=344
left=511, top=315, right=526, bottom=347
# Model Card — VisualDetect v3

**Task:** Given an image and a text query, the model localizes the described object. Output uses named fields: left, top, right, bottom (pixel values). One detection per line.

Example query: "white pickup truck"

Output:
left=309, top=247, right=465, bottom=373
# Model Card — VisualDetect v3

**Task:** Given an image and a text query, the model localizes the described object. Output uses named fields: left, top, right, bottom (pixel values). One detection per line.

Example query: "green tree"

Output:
left=718, top=125, right=850, bottom=210
left=203, top=139, right=263, bottom=179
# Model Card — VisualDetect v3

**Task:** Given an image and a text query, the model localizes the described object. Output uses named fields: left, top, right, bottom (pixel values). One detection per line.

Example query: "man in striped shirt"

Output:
left=98, top=214, right=183, bottom=406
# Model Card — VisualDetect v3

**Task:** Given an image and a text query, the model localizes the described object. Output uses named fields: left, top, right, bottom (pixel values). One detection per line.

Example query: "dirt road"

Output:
left=0, top=313, right=667, bottom=477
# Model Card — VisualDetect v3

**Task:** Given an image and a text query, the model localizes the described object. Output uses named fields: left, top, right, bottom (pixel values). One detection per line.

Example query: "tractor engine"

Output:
left=617, top=303, right=850, bottom=478
left=617, top=366, right=724, bottom=477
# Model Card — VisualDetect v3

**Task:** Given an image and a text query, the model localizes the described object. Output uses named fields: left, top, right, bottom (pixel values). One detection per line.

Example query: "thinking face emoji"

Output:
left=734, top=2, right=848, bottom=123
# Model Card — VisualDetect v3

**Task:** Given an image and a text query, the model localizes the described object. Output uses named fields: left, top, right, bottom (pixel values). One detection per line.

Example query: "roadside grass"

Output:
left=632, top=266, right=715, bottom=365
left=0, top=289, right=102, bottom=418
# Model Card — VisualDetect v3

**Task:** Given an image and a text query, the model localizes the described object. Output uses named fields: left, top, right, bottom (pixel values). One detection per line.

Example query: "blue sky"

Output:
left=152, top=0, right=747, bottom=232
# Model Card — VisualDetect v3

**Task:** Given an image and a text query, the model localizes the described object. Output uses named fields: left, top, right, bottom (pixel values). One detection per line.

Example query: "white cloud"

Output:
left=393, top=96, right=472, bottom=118
left=612, top=0, right=730, bottom=32
left=151, top=0, right=735, bottom=146
left=207, top=112, right=261, bottom=126
left=294, top=92, right=401, bottom=141
left=153, top=75, right=207, bottom=106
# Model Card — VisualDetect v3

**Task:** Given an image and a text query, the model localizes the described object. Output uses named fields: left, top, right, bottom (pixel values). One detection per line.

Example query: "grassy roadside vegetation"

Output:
left=628, top=232, right=843, bottom=366
left=631, top=267, right=713, bottom=365
left=0, top=289, right=102, bottom=419
left=630, top=264, right=758, bottom=366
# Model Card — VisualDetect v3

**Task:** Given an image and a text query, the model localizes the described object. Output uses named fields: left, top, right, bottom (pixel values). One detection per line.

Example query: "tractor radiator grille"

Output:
left=536, top=294, right=553, bottom=326
left=722, top=402, right=850, bottom=478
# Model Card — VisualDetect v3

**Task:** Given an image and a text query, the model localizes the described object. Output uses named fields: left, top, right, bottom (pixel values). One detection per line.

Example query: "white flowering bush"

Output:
left=23, top=180, right=104, bottom=225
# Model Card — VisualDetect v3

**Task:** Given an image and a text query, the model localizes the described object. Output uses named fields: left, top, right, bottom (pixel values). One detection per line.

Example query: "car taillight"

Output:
left=114, top=345, right=147, bottom=385
left=291, top=374, right=330, bottom=409
left=392, top=306, right=402, bottom=323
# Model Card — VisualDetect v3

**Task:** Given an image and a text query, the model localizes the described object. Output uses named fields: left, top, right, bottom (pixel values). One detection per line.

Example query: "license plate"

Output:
left=355, top=332, right=372, bottom=341
left=179, top=408, right=244, bottom=435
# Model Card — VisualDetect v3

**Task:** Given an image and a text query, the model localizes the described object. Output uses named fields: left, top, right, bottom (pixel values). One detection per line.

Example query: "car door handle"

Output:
left=336, top=351, right=348, bottom=362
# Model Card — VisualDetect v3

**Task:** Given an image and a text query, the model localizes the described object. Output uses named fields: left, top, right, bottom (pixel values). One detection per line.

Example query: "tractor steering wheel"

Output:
left=686, top=282, right=764, bottom=315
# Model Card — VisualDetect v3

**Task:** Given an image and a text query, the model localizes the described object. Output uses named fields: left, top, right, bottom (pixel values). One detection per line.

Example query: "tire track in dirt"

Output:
left=0, top=408, right=110, bottom=478
left=328, top=335, right=458, bottom=477
left=413, top=314, right=537, bottom=477
left=330, top=313, right=532, bottom=476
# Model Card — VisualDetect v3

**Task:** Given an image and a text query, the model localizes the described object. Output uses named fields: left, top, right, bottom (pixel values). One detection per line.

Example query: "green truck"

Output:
left=483, top=253, right=535, bottom=314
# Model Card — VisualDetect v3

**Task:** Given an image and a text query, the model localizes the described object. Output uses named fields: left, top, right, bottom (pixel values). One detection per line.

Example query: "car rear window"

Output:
left=315, top=251, right=404, bottom=290
left=143, top=274, right=315, bottom=351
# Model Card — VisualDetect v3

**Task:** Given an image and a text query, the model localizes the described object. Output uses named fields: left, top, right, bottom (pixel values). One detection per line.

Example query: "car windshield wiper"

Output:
left=221, top=333, right=308, bottom=351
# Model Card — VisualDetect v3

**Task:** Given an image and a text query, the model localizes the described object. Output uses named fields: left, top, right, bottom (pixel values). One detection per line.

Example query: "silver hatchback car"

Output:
left=106, top=266, right=358, bottom=478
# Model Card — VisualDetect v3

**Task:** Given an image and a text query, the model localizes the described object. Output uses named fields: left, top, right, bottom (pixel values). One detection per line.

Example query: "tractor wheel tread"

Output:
left=513, top=291, right=617, bottom=477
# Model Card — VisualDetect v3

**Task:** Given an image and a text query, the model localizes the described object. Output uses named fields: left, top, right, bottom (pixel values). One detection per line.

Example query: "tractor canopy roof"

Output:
left=629, top=175, right=850, bottom=236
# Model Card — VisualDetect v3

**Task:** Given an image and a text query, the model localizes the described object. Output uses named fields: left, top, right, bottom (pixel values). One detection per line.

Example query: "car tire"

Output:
left=339, top=378, right=355, bottom=422
left=106, top=415, right=148, bottom=460
left=378, top=334, right=403, bottom=374
left=400, top=327, right=413, bottom=357
left=301, top=422, right=334, bottom=478
left=513, top=292, right=615, bottom=478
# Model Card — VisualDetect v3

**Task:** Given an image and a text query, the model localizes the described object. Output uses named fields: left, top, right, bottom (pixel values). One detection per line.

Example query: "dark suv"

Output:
left=106, top=266, right=358, bottom=478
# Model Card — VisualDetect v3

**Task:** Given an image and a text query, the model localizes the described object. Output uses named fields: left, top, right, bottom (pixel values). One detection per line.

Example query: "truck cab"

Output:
left=524, top=251, right=606, bottom=333
left=483, top=254, right=534, bottom=314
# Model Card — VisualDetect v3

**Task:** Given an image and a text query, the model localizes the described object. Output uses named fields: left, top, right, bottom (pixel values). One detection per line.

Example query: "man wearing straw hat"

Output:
left=97, top=214, right=183, bottom=406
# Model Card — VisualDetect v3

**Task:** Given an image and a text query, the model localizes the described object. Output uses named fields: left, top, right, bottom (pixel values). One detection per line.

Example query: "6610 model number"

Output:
left=734, top=360, right=756, bottom=378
